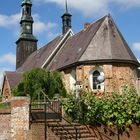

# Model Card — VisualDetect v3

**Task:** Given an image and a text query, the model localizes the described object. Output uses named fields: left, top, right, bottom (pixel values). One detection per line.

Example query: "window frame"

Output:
left=89, top=68, right=105, bottom=91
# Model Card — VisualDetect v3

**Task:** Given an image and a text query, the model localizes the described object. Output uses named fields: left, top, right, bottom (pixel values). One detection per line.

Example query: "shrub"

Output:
left=62, top=87, right=140, bottom=132
left=12, top=68, right=67, bottom=100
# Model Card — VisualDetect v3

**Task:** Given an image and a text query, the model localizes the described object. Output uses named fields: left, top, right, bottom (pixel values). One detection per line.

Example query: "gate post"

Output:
left=11, top=97, right=30, bottom=140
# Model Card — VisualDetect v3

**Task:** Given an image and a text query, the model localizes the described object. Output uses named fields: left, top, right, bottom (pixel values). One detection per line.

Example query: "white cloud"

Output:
left=47, top=31, right=59, bottom=40
left=0, top=13, right=21, bottom=28
left=33, top=0, right=140, bottom=17
left=33, top=14, right=58, bottom=34
left=0, top=12, right=58, bottom=38
left=0, top=53, right=16, bottom=65
left=132, top=42, right=140, bottom=51
left=115, top=0, right=140, bottom=8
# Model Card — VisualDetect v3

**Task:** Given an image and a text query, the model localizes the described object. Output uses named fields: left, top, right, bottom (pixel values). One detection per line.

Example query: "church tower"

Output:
left=61, top=0, right=72, bottom=34
left=16, top=0, right=37, bottom=69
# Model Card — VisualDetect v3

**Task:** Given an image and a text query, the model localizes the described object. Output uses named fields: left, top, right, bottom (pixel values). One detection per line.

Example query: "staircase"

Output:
left=30, top=101, right=117, bottom=140
left=48, top=122, right=98, bottom=140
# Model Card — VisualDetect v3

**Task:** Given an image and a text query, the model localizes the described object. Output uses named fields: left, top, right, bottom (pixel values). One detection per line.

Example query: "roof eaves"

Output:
left=58, top=59, right=140, bottom=71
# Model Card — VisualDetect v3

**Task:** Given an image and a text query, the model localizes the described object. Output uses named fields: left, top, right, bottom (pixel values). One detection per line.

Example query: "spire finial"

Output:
left=65, top=0, right=68, bottom=13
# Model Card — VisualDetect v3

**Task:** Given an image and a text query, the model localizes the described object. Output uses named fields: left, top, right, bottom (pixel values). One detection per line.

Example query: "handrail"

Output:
left=30, top=101, right=79, bottom=140
left=90, top=125, right=115, bottom=140
left=92, top=117, right=118, bottom=135
left=31, top=90, right=120, bottom=140
left=89, top=117, right=120, bottom=140
left=45, top=102, right=79, bottom=140
left=41, top=90, right=52, bottom=103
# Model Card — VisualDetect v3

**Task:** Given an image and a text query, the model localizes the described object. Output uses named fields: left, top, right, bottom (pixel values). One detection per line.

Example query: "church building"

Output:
left=1, top=0, right=140, bottom=101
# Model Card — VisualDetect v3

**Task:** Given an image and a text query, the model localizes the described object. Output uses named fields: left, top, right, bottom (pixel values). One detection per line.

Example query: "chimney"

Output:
left=84, top=22, right=90, bottom=29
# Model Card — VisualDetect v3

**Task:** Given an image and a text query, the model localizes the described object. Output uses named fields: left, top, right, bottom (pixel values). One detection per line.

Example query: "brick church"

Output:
left=1, top=0, right=140, bottom=101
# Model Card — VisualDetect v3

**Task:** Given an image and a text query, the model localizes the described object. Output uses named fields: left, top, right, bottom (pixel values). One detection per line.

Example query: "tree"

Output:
left=12, top=68, right=67, bottom=100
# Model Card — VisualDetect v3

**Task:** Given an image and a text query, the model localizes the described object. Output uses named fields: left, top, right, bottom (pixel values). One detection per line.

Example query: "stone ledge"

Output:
left=0, top=109, right=11, bottom=114
left=11, top=97, right=30, bottom=108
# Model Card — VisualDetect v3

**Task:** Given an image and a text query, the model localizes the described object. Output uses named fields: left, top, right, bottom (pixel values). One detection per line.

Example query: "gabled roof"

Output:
left=1, top=71, right=22, bottom=94
left=5, top=71, right=22, bottom=89
left=48, top=15, right=139, bottom=70
left=17, top=15, right=139, bottom=72
left=48, top=16, right=105, bottom=70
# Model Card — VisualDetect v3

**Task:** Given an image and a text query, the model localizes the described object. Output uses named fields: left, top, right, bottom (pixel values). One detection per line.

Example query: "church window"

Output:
left=92, top=70, right=100, bottom=89
left=89, top=68, right=105, bottom=91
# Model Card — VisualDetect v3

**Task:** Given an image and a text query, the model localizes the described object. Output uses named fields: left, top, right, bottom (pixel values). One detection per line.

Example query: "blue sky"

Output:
left=0, top=0, right=140, bottom=86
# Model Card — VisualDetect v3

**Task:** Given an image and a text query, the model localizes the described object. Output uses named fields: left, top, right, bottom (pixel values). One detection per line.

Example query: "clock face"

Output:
left=26, top=25, right=31, bottom=30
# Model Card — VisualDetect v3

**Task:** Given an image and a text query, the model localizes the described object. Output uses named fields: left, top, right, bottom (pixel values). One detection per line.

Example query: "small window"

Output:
left=26, top=7, right=30, bottom=15
left=92, top=70, right=100, bottom=89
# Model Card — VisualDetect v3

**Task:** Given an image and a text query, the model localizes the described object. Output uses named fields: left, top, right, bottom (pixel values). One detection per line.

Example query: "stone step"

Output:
left=48, top=123, right=81, bottom=127
left=48, top=123, right=97, bottom=140
left=55, top=131, right=92, bottom=136
left=51, top=126, right=86, bottom=131
left=59, top=135, right=98, bottom=140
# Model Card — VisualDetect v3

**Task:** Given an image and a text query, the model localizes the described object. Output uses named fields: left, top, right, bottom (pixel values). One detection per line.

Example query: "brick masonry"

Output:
left=2, top=76, right=11, bottom=102
left=63, top=63, right=139, bottom=93
left=10, top=97, right=30, bottom=140
left=0, top=96, right=140, bottom=139
left=92, top=125, right=140, bottom=140
left=0, top=97, right=31, bottom=140
left=30, top=123, right=59, bottom=140
left=0, top=109, right=11, bottom=140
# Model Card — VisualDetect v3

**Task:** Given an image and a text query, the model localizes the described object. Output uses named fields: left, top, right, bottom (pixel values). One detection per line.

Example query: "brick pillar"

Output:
left=11, top=97, right=30, bottom=140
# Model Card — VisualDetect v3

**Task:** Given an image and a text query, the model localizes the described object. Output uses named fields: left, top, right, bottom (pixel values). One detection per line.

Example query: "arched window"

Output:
left=92, top=70, right=100, bottom=89
left=89, top=67, right=105, bottom=91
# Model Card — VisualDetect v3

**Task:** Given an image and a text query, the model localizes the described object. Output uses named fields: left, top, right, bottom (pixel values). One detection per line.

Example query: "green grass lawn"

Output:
left=0, top=102, right=10, bottom=109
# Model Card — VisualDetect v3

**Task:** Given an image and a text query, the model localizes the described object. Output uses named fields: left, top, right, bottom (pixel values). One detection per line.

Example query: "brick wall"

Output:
left=2, top=76, right=11, bottom=102
left=0, top=97, right=30, bottom=140
left=63, top=64, right=137, bottom=93
left=30, top=123, right=59, bottom=140
left=90, top=125, right=140, bottom=140
left=0, top=109, right=11, bottom=140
